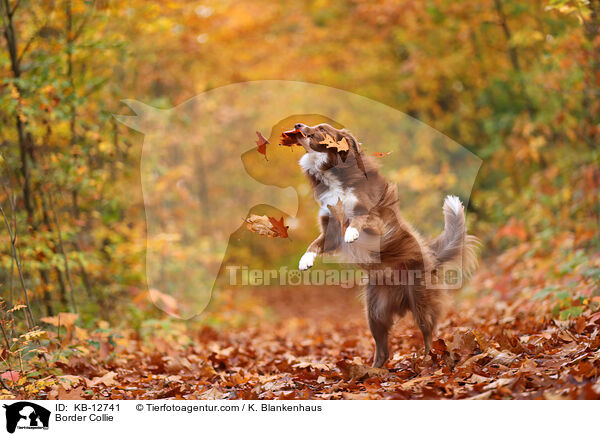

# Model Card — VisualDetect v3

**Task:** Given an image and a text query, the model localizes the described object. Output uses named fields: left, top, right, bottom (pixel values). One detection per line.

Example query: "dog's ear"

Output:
left=339, top=129, right=367, bottom=178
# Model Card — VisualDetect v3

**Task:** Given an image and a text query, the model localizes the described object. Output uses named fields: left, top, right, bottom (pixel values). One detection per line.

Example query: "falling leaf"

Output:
left=255, top=131, right=269, bottom=161
left=245, top=214, right=289, bottom=238
left=245, top=214, right=278, bottom=238
left=319, top=133, right=349, bottom=152
left=268, top=216, right=289, bottom=238
left=372, top=151, right=392, bottom=158
left=279, top=128, right=305, bottom=146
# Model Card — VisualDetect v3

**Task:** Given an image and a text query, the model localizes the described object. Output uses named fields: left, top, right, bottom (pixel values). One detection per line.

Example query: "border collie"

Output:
left=281, top=123, right=479, bottom=367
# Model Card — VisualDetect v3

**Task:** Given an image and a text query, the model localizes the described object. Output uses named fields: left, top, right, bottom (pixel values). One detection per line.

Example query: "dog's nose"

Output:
left=294, top=123, right=305, bottom=130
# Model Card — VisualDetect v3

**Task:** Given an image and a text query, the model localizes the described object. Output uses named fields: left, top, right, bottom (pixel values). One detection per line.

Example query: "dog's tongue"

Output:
left=279, top=128, right=305, bottom=146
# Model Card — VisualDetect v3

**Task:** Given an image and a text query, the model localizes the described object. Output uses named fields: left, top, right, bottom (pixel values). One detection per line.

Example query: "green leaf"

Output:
left=559, top=306, right=584, bottom=320
left=534, top=285, right=558, bottom=300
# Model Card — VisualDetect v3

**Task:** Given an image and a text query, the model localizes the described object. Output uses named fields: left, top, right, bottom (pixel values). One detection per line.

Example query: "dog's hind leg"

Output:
left=411, top=288, right=444, bottom=358
left=415, top=313, right=434, bottom=358
left=366, top=285, right=393, bottom=368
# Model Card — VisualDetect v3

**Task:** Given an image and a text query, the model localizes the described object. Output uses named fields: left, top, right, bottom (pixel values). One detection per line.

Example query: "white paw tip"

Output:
left=299, top=252, right=317, bottom=271
left=344, top=226, right=360, bottom=243
left=445, top=195, right=463, bottom=215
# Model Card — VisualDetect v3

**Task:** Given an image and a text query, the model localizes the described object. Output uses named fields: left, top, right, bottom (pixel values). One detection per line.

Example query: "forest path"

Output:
left=47, top=257, right=600, bottom=400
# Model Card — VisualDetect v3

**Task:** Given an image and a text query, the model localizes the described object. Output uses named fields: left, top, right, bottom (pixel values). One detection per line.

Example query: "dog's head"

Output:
left=281, top=123, right=361, bottom=156
left=281, top=123, right=367, bottom=176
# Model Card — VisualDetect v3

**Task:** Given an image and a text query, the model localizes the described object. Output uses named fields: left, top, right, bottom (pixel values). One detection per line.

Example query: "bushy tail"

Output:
left=430, top=195, right=479, bottom=280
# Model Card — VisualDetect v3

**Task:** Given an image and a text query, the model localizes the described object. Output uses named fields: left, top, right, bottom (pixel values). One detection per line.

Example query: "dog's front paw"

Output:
left=344, top=226, right=360, bottom=243
left=299, top=252, right=317, bottom=271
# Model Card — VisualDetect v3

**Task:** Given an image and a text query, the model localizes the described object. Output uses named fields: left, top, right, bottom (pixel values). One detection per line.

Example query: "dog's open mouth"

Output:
left=279, top=128, right=305, bottom=146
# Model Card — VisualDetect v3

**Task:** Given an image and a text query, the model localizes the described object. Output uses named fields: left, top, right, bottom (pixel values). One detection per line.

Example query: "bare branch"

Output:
left=48, top=192, right=78, bottom=314
left=9, top=0, right=21, bottom=17
left=16, top=29, right=37, bottom=64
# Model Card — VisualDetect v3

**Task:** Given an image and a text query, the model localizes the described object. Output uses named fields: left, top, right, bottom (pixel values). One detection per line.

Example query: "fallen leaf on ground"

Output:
left=57, top=375, right=81, bottom=390
left=293, top=361, right=332, bottom=371
left=198, top=387, right=226, bottom=399
left=58, top=386, right=86, bottom=400
left=487, top=348, right=518, bottom=366
left=89, top=371, right=118, bottom=387
left=1, top=371, right=19, bottom=382
left=336, top=360, right=388, bottom=380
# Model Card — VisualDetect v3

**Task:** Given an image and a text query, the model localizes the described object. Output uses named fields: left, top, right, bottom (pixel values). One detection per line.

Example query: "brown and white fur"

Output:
left=291, top=123, right=478, bottom=367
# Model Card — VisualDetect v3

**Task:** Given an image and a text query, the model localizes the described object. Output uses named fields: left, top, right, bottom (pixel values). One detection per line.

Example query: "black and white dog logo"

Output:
left=3, top=402, right=50, bottom=433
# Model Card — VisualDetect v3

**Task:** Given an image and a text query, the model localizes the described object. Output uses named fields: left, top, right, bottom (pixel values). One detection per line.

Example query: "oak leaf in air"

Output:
left=245, top=214, right=289, bottom=238
left=255, top=131, right=269, bottom=160
left=279, top=128, right=305, bottom=146
left=320, top=133, right=350, bottom=152
left=372, top=151, right=392, bottom=158
left=268, top=216, right=289, bottom=238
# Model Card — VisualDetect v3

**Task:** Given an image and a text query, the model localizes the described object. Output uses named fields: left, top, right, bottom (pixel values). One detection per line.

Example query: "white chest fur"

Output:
left=299, top=152, right=358, bottom=218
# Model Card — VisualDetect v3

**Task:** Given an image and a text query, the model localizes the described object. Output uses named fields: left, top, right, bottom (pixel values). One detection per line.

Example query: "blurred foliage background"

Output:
left=0, top=0, right=599, bottom=330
